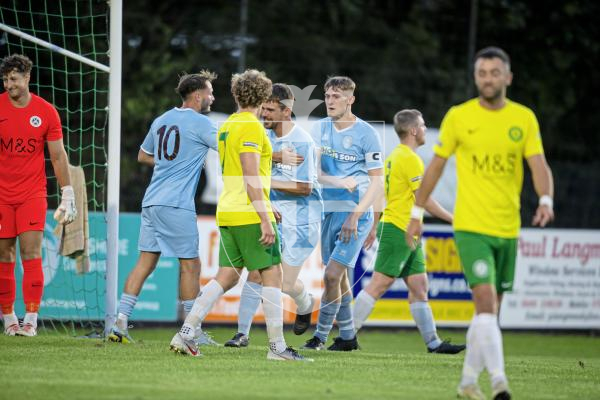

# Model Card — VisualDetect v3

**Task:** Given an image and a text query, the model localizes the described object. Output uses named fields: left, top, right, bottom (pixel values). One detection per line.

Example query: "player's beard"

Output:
left=263, top=119, right=279, bottom=131
left=200, top=98, right=212, bottom=114
left=478, top=85, right=503, bottom=103
left=8, top=87, right=25, bottom=102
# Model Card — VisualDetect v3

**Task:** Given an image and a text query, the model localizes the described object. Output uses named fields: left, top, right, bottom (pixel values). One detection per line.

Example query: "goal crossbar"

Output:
left=0, top=22, right=110, bottom=73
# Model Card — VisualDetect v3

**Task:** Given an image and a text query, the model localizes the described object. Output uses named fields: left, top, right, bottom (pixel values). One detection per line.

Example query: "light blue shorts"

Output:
left=279, top=221, right=320, bottom=267
left=321, top=210, right=373, bottom=268
left=138, top=206, right=199, bottom=258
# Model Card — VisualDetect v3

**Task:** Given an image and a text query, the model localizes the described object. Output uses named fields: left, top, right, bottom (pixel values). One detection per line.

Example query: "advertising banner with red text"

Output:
left=500, top=229, right=600, bottom=329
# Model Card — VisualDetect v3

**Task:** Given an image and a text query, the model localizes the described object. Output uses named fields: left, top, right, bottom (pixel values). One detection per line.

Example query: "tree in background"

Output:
left=119, top=0, right=600, bottom=227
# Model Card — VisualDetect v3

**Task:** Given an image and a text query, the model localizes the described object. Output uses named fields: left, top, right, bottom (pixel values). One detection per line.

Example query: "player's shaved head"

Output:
left=393, top=109, right=422, bottom=139
left=0, top=54, right=33, bottom=76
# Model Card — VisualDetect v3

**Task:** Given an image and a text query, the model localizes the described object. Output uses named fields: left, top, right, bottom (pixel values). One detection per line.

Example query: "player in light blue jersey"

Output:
left=224, top=83, right=323, bottom=348
left=108, top=71, right=218, bottom=345
left=303, top=76, right=384, bottom=351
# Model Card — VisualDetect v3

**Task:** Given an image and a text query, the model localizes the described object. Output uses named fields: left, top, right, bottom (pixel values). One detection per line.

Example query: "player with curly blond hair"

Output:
left=170, top=70, right=311, bottom=361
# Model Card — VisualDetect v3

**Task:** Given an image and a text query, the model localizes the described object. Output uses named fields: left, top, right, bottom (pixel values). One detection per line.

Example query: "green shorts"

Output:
left=454, top=230, right=517, bottom=293
left=219, top=223, right=281, bottom=271
left=374, top=222, right=426, bottom=278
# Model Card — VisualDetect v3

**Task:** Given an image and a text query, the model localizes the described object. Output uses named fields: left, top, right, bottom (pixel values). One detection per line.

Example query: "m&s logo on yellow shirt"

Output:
left=508, top=126, right=523, bottom=142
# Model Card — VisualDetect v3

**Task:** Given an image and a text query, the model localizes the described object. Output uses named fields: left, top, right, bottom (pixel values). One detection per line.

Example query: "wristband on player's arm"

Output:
left=410, top=205, right=425, bottom=220
left=538, top=195, right=553, bottom=210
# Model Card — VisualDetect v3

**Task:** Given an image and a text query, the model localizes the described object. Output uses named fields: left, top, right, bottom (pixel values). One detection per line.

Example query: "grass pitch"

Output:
left=0, top=327, right=598, bottom=399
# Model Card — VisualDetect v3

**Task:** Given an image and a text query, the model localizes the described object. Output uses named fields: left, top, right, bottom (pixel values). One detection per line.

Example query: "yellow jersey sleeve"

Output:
left=382, top=145, right=424, bottom=230
left=434, top=106, right=458, bottom=159
left=523, top=109, right=544, bottom=158
left=237, top=122, right=263, bottom=154
left=404, top=152, right=424, bottom=192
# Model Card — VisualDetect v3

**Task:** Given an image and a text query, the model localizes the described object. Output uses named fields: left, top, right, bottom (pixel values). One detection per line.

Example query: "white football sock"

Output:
left=3, top=312, right=18, bottom=328
left=238, top=281, right=262, bottom=335
left=262, top=286, right=286, bottom=353
left=116, top=312, right=128, bottom=331
left=23, top=312, right=38, bottom=328
left=477, top=313, right=508, bottom=386
left=353, top=290, right=376, bottom=332
left=460, top=316, right=484, bottom=387
left=292, top=286, right=312, bottom=315
left=184, top=280, right=224, bottom=330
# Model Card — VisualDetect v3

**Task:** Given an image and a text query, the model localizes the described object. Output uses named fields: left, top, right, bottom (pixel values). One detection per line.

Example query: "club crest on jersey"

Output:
left=342, top=135, right=353, bottom=149
left=508, top=126, right=523, bottom=142
left=30, top=115, right=42, bottom=128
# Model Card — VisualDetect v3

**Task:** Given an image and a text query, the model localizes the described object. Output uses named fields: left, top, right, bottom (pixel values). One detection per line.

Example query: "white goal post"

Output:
left=0, top=0, right=122, bottom=335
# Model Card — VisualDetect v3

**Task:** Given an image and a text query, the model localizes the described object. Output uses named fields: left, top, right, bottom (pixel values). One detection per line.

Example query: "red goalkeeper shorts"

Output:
left=0, top=197, right=47, bottom=238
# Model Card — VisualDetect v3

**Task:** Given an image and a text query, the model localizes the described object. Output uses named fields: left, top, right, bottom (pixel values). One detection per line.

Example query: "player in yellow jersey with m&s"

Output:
left=354, top=109, right=464, bottom=354
left=407, top=47, right=555, bottom=400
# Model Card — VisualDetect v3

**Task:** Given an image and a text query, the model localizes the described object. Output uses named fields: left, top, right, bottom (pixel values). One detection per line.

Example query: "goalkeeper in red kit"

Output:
left=0, top=54, right=76, bottom=337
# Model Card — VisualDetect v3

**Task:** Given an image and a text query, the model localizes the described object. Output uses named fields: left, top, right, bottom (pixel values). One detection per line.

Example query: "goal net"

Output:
left=0, top=0, right=110, bottom=335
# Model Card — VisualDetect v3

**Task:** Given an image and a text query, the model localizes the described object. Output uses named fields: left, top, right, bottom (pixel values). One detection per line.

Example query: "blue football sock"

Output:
left=182, top=299, right=194, bottom=317
left=117, top=293, right=137, bottom=318
left=410, top=301, right=442, bottom=349
left=336, top=293, right=355, bottom=340
left=314, top=297, right=340, bottom=343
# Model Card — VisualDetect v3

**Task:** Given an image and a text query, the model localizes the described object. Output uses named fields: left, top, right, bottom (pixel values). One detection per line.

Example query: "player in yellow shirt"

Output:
left=170, top=69, right=310, bottom=361
left=353, top=109, right=464, bottom=354
left=406, top=47, right=554, bottom=400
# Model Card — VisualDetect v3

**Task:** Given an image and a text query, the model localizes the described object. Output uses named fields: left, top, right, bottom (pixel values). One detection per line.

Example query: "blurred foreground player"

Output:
left=406, top=47, right=554, bottom=400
